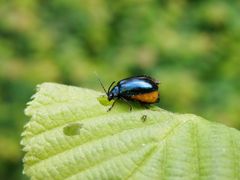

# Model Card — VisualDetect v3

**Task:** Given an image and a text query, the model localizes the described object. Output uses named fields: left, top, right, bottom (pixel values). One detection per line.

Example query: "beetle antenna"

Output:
left=94, top=72, right=107, bottom=94
left=107, top=81, right=116, bottom=94
left=99, top=78, right=108, bottom=94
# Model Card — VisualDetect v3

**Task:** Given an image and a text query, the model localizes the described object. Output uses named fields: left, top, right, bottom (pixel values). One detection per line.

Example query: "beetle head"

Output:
left=96, top=76, right=116, bottom=101
left=106, top=81, right=116, bottom=101
left=107, top=92, right=114, bottom=101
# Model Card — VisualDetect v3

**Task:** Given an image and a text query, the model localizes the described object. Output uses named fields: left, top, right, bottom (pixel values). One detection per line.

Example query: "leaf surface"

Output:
left=22, top=83, right=240, bottom=180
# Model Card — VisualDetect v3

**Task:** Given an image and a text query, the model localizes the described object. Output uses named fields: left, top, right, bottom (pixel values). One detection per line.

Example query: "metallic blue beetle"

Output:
left=99, top=75, right=160, bottom=111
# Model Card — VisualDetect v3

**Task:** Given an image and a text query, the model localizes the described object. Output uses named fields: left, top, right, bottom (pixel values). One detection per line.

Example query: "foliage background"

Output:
left=0, top=0, right=239, bottom=179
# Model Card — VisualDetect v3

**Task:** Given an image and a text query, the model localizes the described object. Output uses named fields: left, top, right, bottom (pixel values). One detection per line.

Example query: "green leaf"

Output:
left=22, top=83, right=240, bottom=180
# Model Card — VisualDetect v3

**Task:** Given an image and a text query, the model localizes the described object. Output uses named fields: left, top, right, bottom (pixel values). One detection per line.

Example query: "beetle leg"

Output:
left=120, top=98, right=133, bottom=111
left=107, top=98, right=118, bottom=112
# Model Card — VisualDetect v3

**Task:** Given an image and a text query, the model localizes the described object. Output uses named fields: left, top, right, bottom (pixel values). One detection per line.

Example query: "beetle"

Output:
left=98, top=75, right=160, bottom=111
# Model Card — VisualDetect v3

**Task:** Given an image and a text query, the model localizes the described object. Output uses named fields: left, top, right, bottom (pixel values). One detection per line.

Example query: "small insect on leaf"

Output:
left=97, top=95, right=113, bottom=106
left=63, top=123, right=83, bottom=136
left=141, top=115, right=147, bottom=122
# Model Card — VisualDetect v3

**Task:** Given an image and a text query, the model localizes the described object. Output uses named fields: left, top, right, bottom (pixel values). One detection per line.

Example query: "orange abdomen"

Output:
left=131, top=91, right=159, bottom=103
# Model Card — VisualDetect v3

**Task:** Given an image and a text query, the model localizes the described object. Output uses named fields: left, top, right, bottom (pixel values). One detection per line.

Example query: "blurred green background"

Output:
left=0, top=0, right=240, bottom=179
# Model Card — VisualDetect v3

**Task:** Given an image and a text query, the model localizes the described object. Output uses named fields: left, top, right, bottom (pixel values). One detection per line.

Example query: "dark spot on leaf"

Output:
left=63, top=123, right=83, bottom=136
